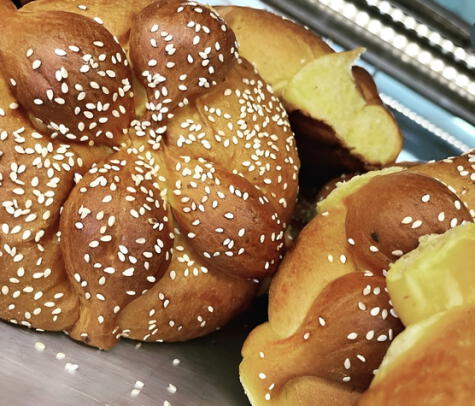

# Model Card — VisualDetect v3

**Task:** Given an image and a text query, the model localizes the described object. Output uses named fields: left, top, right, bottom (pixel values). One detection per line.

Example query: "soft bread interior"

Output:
left=371, top=312, right=443, bottom=386
left=317, top=166, right=402, bottom=213
left=387, top=222, right=475, bottom=326
left=360, top=304, right=475, bottom=405
left=283, top=49, right=401, bottom=165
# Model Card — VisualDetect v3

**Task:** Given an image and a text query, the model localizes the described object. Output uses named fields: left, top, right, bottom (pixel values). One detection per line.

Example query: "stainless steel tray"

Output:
left=0, top=297, right=268, bottom=406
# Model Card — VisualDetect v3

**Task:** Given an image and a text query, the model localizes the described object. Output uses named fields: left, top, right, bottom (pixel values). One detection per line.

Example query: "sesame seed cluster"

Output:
left=0, top=0, right=299, bottom=349
left=240, top=152, right=475, bottom=404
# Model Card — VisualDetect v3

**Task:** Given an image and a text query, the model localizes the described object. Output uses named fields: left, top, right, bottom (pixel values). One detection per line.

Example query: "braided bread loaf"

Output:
left=240, top=150, right=475, bottom=405
left=0, top=0, right=299, bottom=349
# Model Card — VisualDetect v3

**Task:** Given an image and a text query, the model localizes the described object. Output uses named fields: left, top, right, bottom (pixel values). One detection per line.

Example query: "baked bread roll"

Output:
left=217, top=6, right=403, bottom=182
left=239, top=150, right=475, bottom=405
left=0, top=0, right=299, bottom=349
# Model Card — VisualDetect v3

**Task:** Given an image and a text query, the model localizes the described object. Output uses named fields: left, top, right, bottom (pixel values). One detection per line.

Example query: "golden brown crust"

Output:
left=240, top=152, right=475, bottom=405
left=0, top=70, right=108, bottom=332
left=166, top=155, right=285, bottom=279
left=0, top=8, right=134, bottom=147
left=129, top=0, right=238, bottom=117
left=410, top=153, right=475, bottom=215
left=60, top=150, right=174, bottom=348
left=282, top=377, right=361, bottom=406
left=269, top=204, right=353, bottom=337
left=345, top=171, right=473, bottom=272
left=20, top=0, right=155, bottom=46
left=118, top=233, right=258, bottom=342
left=359, top=305, right=475, bottom=406
left=0, top=0, right=299, bottom=349
left=241, top=272, right=402, bottom=404
left=216, top=5, right=332, bottom=91
left=351, top=67, right=382, bottom=106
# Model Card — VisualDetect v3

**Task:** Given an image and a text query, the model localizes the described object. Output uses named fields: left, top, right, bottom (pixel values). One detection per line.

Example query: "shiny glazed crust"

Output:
left=0, top=0, right=299, bottom=349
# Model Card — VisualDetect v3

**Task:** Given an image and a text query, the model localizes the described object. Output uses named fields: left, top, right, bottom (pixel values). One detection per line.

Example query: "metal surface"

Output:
left=0, top=297, right=268, bottom=406
left=391, top=0, right=472, bottom=45
left=0, top=1, right=470, bottom=406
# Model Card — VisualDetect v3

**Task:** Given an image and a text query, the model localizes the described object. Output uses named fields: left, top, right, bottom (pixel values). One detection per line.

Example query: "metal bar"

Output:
left=263, top=0, right=475, bottom=126
left=390, top=0, right=472, bottom=45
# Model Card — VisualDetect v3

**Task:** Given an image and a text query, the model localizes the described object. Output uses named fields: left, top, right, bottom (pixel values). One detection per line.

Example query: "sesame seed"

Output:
left=64, top=363, right=79, bottom=373
left=122, top=268, right=134, bottom=276
left=411, top=220, right=423, bottom=229
left=34, top=341, right=46, bottom=352
left=370, top=307, right=380, bottom=316
left=167, top=384, right=177, bottom=394
left=32, top=60, right=42, bottom=70
left=54, top=49, right=67, bottom=56
left=56, top=352, right=66, bottom=360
